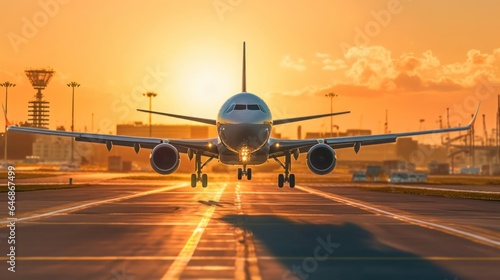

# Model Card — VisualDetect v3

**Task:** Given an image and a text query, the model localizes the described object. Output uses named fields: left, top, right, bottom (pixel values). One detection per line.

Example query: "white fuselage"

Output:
left=216, top=92, right=272, bottom=165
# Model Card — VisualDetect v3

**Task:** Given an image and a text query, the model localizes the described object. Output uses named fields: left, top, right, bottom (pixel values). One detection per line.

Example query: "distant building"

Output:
left=116, top=122, right=217, bottom=139
left=335, top=137, right=448, bottom=169
left=346, top=129, right=371, bottom=136
left=305, top=129, right=372, bottom=139
left=32, top=135, right=71, bottom=162
left=1, top=130, right=36, bottom=160
left=31, top=134, right=94, bottom=163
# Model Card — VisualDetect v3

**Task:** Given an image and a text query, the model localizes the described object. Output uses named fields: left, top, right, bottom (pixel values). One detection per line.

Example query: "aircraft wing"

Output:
left=137, top=109, right=216, bottom=125
left=7, top=126, right=219, bottom=157
left=269, top=104, right=479, bottom=157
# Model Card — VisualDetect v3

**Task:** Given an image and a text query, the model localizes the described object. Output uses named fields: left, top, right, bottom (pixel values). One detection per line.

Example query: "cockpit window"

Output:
left=225, top=104, right=235, bottom=113
left=247, top=104, right=260, bottom=110
left=227, top=104, right=267, bottom=112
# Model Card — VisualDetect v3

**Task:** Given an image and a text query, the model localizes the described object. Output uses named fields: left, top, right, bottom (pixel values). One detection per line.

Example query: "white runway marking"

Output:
left=161, top=184, right=226, bottom=280
left=234, top=183, right=262, bottom=280
left=363, top=184, right=500, bottom=194
left=0, top=184, right=186, bottom=224
left=296, top=185, right=500, bottom=249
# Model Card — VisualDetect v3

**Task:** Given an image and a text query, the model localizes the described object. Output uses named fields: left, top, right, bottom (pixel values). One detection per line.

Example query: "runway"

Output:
left=1, top=175, right=499, bottom=279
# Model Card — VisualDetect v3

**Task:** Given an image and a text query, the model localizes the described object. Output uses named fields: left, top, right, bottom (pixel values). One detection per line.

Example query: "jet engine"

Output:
left=306, top=143, right=337, bottom=175
left=149, top=143, right=180, bottom=175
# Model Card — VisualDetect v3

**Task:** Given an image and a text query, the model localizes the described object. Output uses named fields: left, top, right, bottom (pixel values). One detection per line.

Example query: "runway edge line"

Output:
left=296, top=185, right=500, bottom=249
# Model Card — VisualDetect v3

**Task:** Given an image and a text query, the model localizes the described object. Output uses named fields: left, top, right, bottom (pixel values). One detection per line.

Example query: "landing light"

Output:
left=240, top=147, right=250, bottom=162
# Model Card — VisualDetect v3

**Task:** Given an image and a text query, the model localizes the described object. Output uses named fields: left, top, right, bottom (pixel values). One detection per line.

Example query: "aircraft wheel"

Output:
left=237, top=168, right=243, bottom=180
left=289, top=174, right=295, bottom=188
left=201, top=174, right=208, bottom=188
left=247, top=168, right=252, bottom=180
left=190, top=174, right=197, bottom=188
left=278, top=174, right=284, bottom=188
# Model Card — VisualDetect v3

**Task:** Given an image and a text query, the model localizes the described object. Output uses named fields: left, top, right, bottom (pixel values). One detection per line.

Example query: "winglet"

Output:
left=242, top=41, right=246, bottom=92
left=467, top=102, right=481, bottom=128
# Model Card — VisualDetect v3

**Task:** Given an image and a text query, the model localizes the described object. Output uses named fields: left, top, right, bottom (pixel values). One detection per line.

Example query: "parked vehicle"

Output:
left=388, top=172, right=409, bottom=183
left=415, top=172, right=428, bottom=182
left=352, top=171, right=367, bottom=182
left=388, top=172, right=427, bottom=183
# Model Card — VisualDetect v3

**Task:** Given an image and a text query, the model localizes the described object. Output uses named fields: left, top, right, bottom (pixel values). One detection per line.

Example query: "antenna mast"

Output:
left=384, top=109, right=388, bottom=133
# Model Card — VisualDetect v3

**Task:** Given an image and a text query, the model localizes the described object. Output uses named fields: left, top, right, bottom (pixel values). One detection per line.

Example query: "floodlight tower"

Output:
left=25, top=68, right=55, bottom=128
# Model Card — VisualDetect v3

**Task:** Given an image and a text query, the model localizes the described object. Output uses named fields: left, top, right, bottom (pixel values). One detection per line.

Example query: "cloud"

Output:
left=494, top=48, right=500, bottom=58
left=440, top=49, right=497, bottom=86
left=343, top=46, right=396, bottom=90
left=319, top=46, right=500, bottom=92
left=316, top=84, right=381, bottom=98
left=280, top=55, right=306, bottom=71
left=273, top=46, right=499, bottom=98
left=268, top=84, right=327, bottom=97
left=315, top=53, right=348, bottom=71
left=392, top=73, right=463, bottom=92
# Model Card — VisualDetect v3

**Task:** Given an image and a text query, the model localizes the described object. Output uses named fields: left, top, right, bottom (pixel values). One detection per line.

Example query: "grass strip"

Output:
left=0, top=173, right=60, bottom=180
left=426, top=176, right=500, bottom=185
left=0, top=184, right=81, bottom=192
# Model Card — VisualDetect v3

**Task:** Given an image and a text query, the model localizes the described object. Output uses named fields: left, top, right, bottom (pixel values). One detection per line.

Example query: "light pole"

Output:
left=333, top=125, right=339, bottom=137
left=419, top=119, right=425, bottom=130
left=143, top=92, right=157, bottom=137
left=67, top=81, right=80, bottom=163
left=1, top=81, right=15, bottom=161
left=325, top=92, right=338, bottom=137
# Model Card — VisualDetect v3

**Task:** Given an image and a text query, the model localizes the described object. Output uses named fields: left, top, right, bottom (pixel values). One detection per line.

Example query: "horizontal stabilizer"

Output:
left=137, top=109, right=216, bottom=125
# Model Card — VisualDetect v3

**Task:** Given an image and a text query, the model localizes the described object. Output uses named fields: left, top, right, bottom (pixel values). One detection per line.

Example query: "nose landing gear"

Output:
left=237, top=165, right=252, bottom=180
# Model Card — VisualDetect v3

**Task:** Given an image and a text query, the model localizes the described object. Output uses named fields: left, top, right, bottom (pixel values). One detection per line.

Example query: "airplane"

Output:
left=8, top=42, right=479, bottom=188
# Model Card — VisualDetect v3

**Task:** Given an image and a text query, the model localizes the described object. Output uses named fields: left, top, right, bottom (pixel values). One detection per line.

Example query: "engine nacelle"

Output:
left=306, top=143, right=337, bottom=175
left=149, top=143, right=180, bottom=175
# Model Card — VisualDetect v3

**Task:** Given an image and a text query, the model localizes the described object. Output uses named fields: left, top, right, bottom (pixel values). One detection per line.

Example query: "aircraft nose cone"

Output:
left=219, top=123, right=270, bottom=152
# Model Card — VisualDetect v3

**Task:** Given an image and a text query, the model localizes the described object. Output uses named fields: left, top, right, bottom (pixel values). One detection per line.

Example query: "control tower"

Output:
left=25, top=68, right=54, bottom=128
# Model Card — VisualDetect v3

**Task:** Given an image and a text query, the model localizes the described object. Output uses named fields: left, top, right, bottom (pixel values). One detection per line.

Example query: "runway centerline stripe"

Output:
left=0, top=184, right=186, bottom=224
left=161, top=185, right=226, bottom=280
left=296, top=185, right=500, bottom=249
left=234, top=183, right=263, bottom=280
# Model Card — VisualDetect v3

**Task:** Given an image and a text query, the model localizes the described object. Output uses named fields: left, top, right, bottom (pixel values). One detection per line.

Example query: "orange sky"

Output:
left=1, top=0, right=499, bottom=140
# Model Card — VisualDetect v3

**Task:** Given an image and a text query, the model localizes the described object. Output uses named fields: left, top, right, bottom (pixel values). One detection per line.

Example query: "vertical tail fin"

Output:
left=242, top=41, right=246, bottom=92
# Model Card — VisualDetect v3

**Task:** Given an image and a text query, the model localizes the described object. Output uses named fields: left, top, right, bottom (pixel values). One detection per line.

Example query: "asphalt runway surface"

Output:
left=0, top=174, right=499, bottom=280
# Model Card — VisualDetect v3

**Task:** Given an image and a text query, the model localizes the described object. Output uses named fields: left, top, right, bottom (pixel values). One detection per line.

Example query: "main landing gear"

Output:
left=191, top=152, right=214, bottom=188
left=273, top=153, right=295, bottom=188
left=237, top=165, right=252, bottom=180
